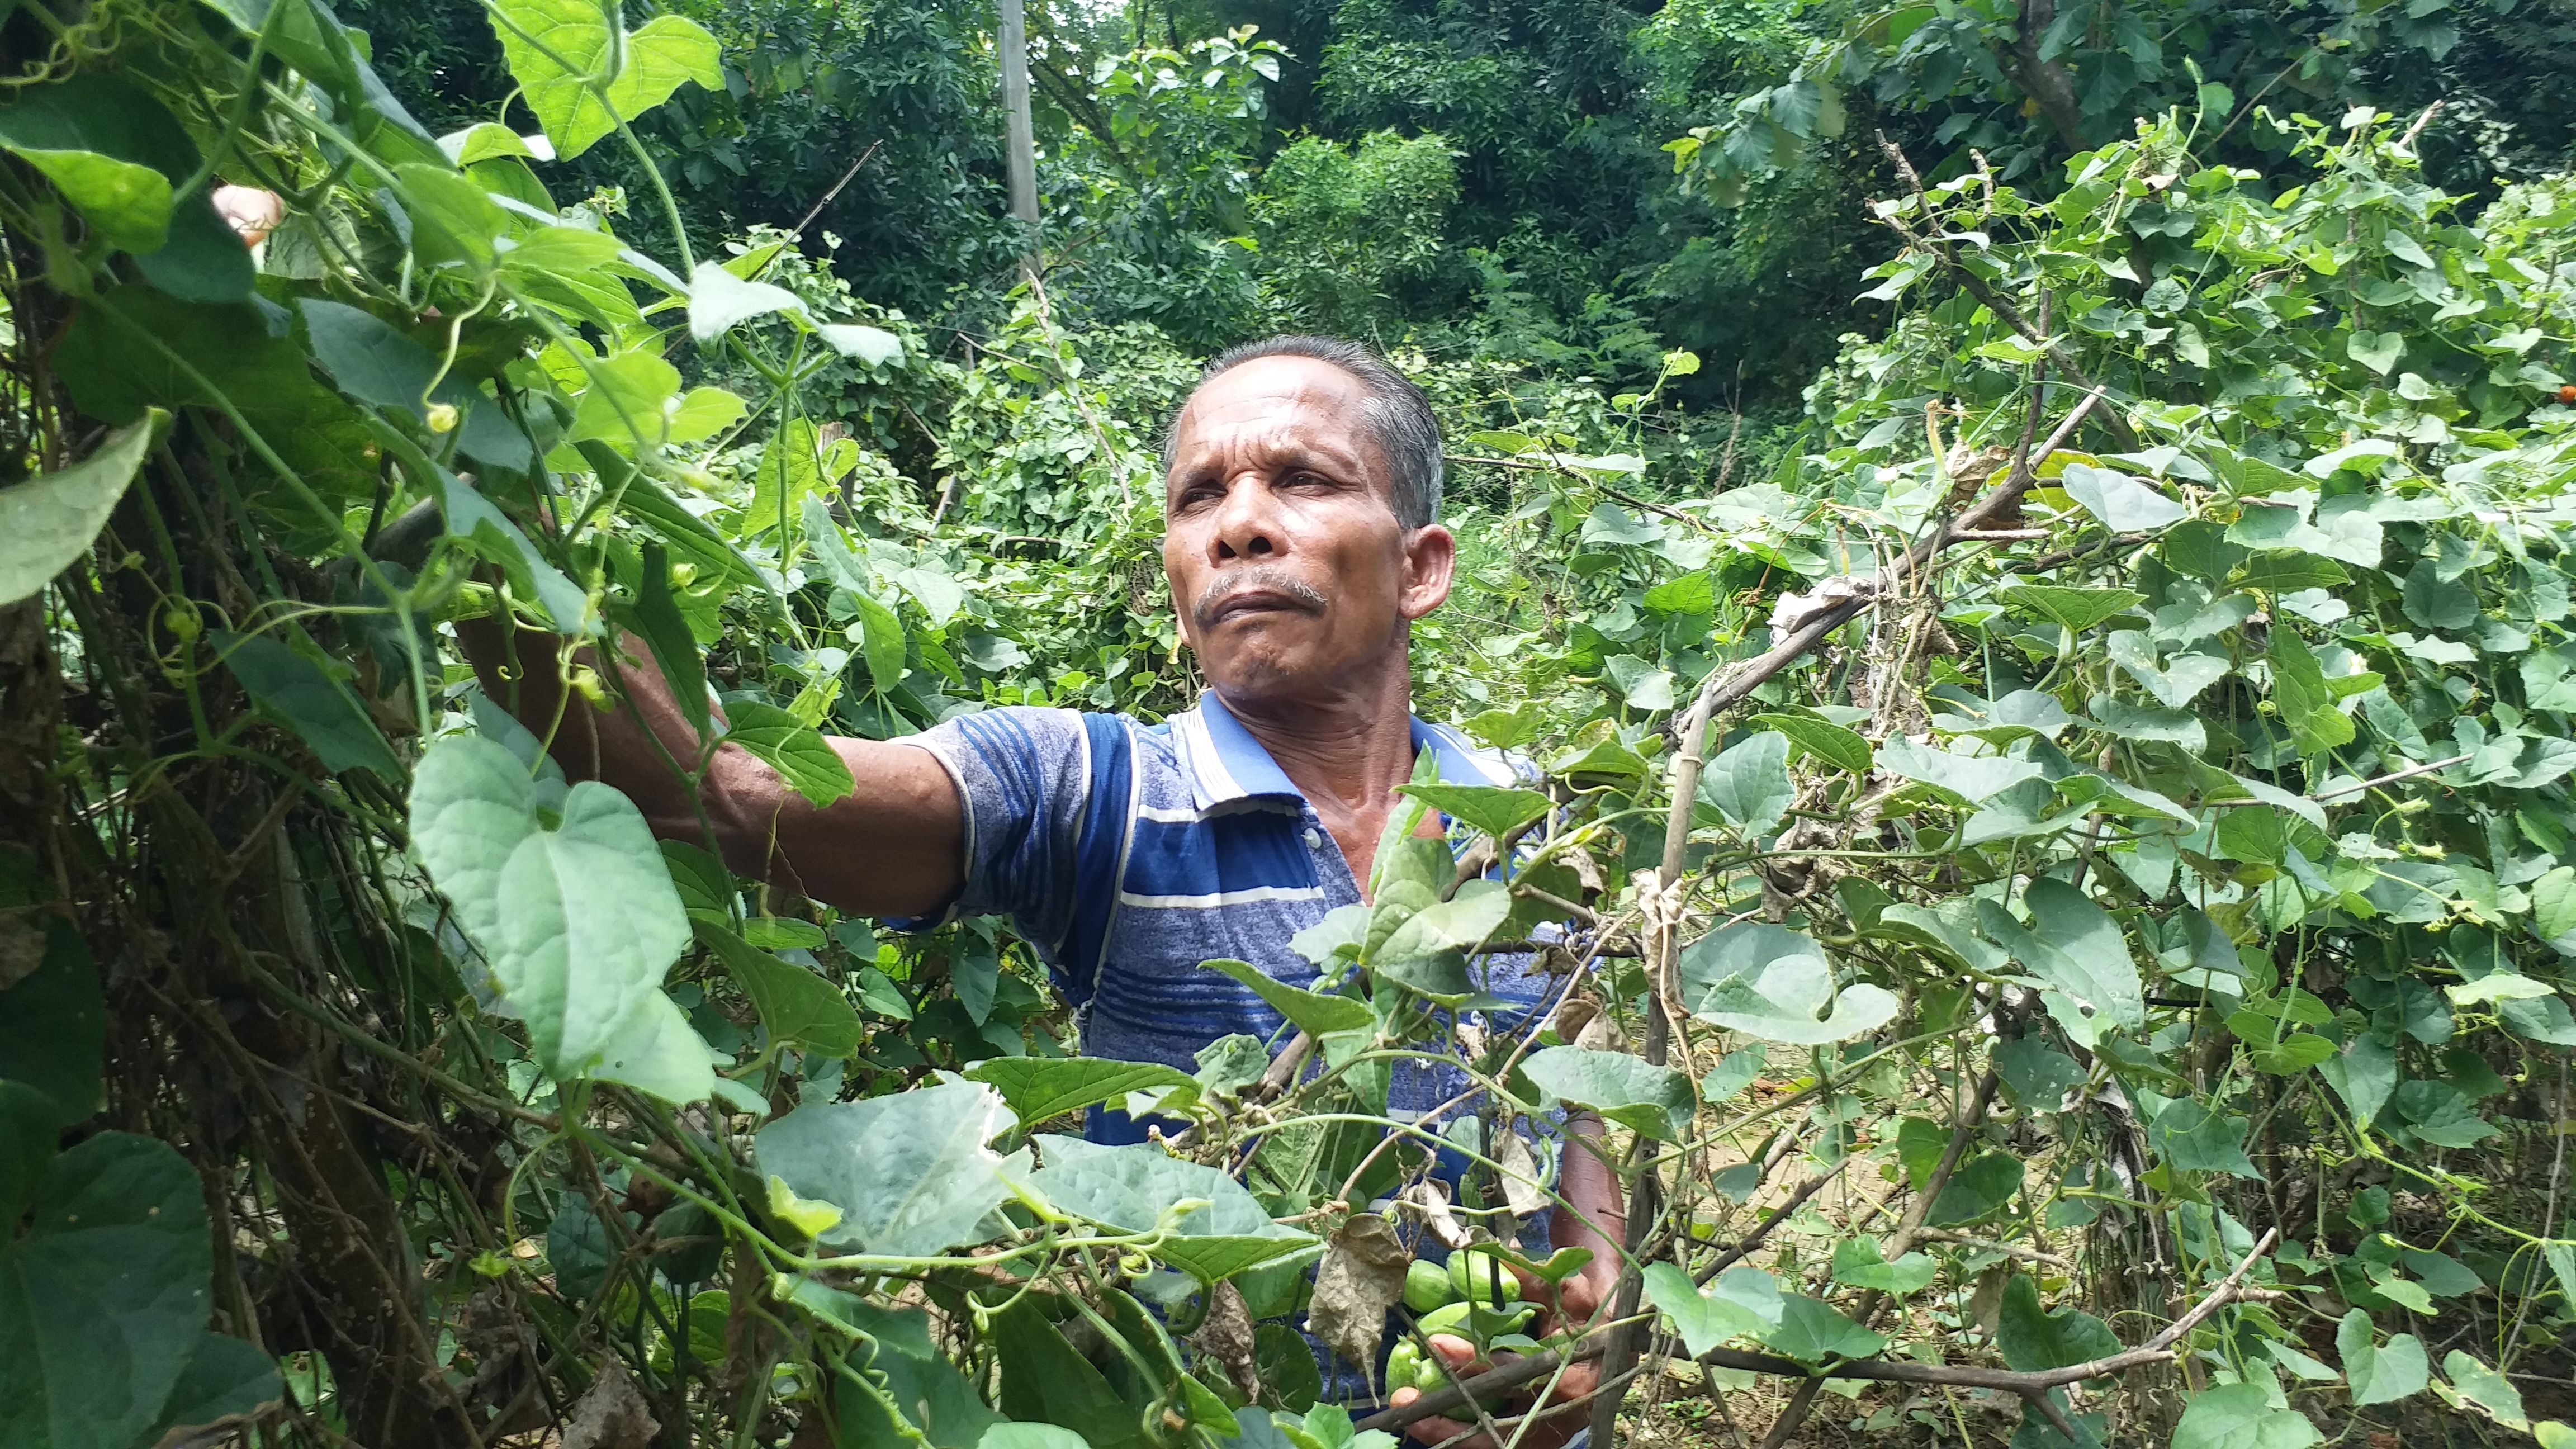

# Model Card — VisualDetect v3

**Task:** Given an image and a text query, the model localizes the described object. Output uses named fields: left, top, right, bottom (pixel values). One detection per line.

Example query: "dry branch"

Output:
left=1868, top=133, right=2142, bottom=452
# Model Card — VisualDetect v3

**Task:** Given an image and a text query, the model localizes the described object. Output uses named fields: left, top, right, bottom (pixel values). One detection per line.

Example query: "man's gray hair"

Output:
left=1162, top=335, right=1445, bottom=529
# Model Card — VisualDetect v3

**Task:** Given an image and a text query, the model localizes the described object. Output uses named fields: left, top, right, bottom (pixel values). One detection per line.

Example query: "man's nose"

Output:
left=1209, top=475, right=1282, bottom=561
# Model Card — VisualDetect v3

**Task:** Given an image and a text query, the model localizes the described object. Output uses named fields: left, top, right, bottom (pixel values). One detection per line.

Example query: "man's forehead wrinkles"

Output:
left=1214, top=418, right=1362, bottom=471
left=1168, top=404, right=1371, bottom=491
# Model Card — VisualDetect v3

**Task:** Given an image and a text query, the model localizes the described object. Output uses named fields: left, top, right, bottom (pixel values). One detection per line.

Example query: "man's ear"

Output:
left=1399, top=524, right=1457, bottom=622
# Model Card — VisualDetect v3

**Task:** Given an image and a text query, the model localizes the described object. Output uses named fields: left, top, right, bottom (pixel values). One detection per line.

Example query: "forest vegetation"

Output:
left=2, top=0, right=2575, bottom=1446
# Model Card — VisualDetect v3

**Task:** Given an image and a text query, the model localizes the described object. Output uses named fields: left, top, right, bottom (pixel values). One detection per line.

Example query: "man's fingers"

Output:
left=1401, top=1413, right=1489, bottom=1449
left=1425, top=1333, right=1483, bottom=1370
left=1556, top=1270, right=1610, bottom=1321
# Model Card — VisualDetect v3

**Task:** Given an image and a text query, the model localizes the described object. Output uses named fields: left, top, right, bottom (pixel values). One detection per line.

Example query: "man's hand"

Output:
left=1388, top=1265, right=1607, bottom=1448
left=453, top=617, right=964, bottom=917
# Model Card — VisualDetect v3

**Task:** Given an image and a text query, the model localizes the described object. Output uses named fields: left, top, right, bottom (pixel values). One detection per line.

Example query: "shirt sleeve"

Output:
left=888, top=707, right=1098, bottom=959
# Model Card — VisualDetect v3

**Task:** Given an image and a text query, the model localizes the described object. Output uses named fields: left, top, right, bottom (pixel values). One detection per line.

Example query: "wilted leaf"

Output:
left=1306, top=1214, right=1410, bottom=1380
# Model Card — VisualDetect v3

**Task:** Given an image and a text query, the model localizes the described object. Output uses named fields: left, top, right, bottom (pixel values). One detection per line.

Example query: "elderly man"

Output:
left=465, top=335, right=1618, bottom=1447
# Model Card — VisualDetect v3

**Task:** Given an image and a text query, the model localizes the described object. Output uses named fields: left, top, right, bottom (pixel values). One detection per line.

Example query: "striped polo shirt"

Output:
left=898, top=691, right=1560, bottom=1137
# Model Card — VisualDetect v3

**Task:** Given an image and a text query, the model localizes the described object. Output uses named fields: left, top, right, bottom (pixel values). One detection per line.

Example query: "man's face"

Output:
left=1161, top=356, right=1455, bottom=704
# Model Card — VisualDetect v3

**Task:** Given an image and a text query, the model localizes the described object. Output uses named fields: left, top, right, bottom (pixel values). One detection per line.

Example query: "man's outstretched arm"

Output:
left=455, top=615, right=963, bottom=919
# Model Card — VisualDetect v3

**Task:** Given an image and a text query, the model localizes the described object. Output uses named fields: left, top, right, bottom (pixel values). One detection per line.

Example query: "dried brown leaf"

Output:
left=1397, top=1180, right=1471, bottom=1251
left=563, top=1357, right=659, bottom=1449
left=1192, top=1280, right=1261, bottom=1401
left=1493, top=1127, right=1550, bottom=1220
left=1306, top=1213, right=1411, bottom=1387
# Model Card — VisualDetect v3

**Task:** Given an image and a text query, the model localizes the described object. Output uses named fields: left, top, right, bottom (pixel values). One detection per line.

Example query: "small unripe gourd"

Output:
left=1447, top=1252, right=1522, bottom=1308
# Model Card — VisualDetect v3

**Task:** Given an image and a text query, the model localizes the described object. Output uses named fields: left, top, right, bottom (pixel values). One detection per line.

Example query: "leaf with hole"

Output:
left=2148, top=1098, right=2260, bottom=1177
left=2170, top=1383, right=2322, bottom=1449
left=1877, top=736, right=2045, bottom=804
left=1690, top=949, right=1898, bottom=1045
left=2061, top=463, right=2187, bottom=532
left=1977, top=880, right=2143, bottom=1048
left=1996, top=1275, right=2119, bottom=1372
left=688, top=260, right=805, bottom=341
left=817, top=324, right=905, bottom=366
left=0, top=74, right=201, bottom=254
left=2267, top=626, right=2356, bottom=755
left=2440, top=1351, right=2527, bottom=1428
left=1999, top=584, right=2148, bottom=635
left=1926, top=1150, right=2024, bottom=1224
left=1371, top=880, right=1511, bottom=1003
left=1393, top=783, right=1552, bottom=840
left=1830, top=1238, right=1937, bottom=1295
left=490, top=0, right=721, bottom=158
left=211, top=630, right=401, bottom=777
left=1761, top=1294, right=1886, bottom=1363
left=143, top=1332, right=284, bottom=1447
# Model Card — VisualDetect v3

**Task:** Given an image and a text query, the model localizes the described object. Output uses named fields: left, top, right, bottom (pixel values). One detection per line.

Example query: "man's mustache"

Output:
left=1193, top=567, right=1328, bottom=629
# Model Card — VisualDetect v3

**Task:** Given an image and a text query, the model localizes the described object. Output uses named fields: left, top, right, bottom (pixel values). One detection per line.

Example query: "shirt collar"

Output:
left=1169, top=690, right=1521, bottom=813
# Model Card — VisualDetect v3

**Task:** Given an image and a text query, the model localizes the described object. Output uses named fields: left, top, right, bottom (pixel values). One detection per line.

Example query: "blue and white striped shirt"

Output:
left=899, top=691, right=1561, bottom=1137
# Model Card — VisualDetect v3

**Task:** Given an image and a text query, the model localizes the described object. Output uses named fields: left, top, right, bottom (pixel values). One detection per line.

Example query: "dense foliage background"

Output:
left=3, top=0, right=2576, bottom=1447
